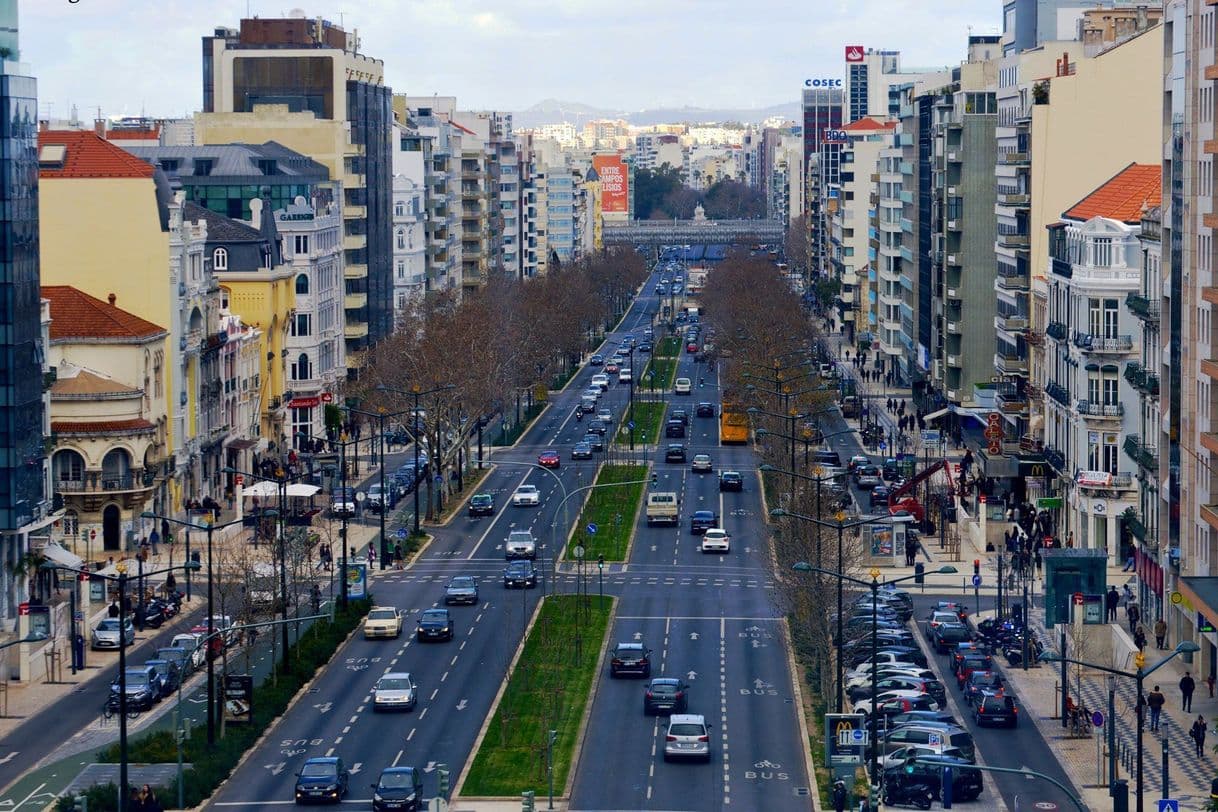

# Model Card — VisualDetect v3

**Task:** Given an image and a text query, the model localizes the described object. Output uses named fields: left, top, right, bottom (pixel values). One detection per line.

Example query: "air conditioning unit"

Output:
left=932, top=360, right=944, bottom=380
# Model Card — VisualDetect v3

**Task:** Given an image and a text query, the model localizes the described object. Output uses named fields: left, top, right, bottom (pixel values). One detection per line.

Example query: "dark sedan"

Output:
left=870, top=485, right=892, bottom=508
left=371, top=766, right=424, bottom=812
left=689, top=510, right=719, bottom=534
left=571, top=442, right=594, bottom=460
left=696, top=402, right=715, bottom=417
left=719, top=471, right=743, bottom=492
left=415, top=609, right=454, bottom=642
left=295, top=757, right=349, bottom=804
left=665, top=444, right=687, bottom=463
left=503, top=560, right=538, bottom=589
left=583, top=433, right=605, bottom=452
left=974, top=693, right=1019, bottom=727
left=643, top=678, right=689, bottom=715
left=931, top=622, right=973, bottom=653
left=468, top=493, right=494, bottom=517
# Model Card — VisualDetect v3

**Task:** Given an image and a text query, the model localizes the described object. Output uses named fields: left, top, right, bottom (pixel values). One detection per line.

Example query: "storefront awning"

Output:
left=39, top=542, right=84, bottom=571
left=924, top=406, right=951, bottom=422
left=1178, top=577, right=1218, bottom=629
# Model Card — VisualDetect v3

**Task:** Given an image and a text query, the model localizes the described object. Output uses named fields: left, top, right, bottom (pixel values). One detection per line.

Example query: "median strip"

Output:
left=614, top=401, right=665, bottom=447
left=459, top=594, right=615, bottom=799
left=569, top=463, right=647, bottom=562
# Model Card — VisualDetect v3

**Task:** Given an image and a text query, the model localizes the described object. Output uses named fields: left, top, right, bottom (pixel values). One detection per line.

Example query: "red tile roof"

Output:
left=42, top=286, right=167, bottom=342
left=1063, top=163, right=1161, bottom=224
left=842, top=116, right=897, bottom=132
left=38, top=130, right=156, bottom=179
left=52, top=419, right=155, bottom=435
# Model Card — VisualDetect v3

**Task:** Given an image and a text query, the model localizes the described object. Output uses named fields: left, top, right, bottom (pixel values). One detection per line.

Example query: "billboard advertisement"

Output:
left=845, top=45, right=865, bottom=63
left=592, top=154, right=629, bottom=215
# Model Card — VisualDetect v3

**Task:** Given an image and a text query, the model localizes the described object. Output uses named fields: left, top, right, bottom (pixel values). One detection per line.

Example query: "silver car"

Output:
left=663, top=713, right=711, bottom=762
left=372, top=672, right=417, bottom=711
left=92, top=617, right=134, bottom=650
left=444, top=576, right=479, bottom=606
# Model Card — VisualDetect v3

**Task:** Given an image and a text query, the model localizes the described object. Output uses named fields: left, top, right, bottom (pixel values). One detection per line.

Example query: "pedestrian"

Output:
left=1127, top=601, right=1141, bottom=633
left=1134, top=624, right=1147, bottom=652
left=1123, top=583, right=1135, bottom=605
left=108, top=601, right=120, bottom=618
left=394, top=542, right=404, bottom=570
left=1209, top=673, right=1216, bottom=699
left=1106, top=586, right=1120, bottom=622
left=832, top=778, right=848, bottom=812
left=1122, top=550, right=1135, bottom=571
left=1147, top=685, right=1166, bottom=731
left=1191, top=715, right=1208, bottom=757
left=1182, top=672, right=1197, bottom=712
left=148, top=525, right=160, bottom=557
left=368, top=545, right=376, bottom=566
left=1155, top=617, right=1168, bottom=649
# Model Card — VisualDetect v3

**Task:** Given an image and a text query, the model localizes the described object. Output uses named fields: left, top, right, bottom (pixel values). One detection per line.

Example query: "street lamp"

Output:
left=471, top=456, right=566, bottom=596
left=759, top=463, right=846, bottom=571
left=792, top=560, right=957, bottom=806
left=1040, top=640, right=1200, bottom=812
left=345, top=404, right=413, bottom=570
left=773, top=507, right=920, bottom=715
left=294, top=429, right=359, bottom=609
left=377, top=383, right=456, bottom=535
left=45, top=560, right=199, bottom=812
left=141, top=511, right=243, bottom=746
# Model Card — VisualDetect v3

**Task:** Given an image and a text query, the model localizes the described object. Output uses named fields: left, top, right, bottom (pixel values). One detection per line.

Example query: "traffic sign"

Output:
left=628, top=420, right=635, bottom=430
left=587, top=523, right=598, bottom=535
left=971, top=574, right=982, bottom=588
left=1073, top=591, right=1085, bottom=606
left=1092, top=710, right=1105, bottom=727
left=235, top=474, right=244, bottom=486
left=573, top=545, right=585, bottom=560
left=1170, top=591, right=1183, bottom=605
left=90, top=529, right=97, bottom=540
left=1157, top=801, right=1179, bottom=812
left=879, top=440, right=886, bottom=450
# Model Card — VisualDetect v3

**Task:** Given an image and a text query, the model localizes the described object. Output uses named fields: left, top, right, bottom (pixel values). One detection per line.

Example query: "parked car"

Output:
left=329, top=487, right=356, bottom=518
left=156, top=646, right=194, bottom=680
left=372, top=673, right=417, bottom=712
left=295, top=756, right=349, bottom=804
left=108, top=665, right=160, bottom=711
left=364, top=483, right=393, bottom=514
left=444, top=576, right=479, bottom=606
left=169, top=633, right=206, bottom=671
left=92, top=617, right=135, bottom=650
left=415, top=609, right=454, bottom=642
left=145, top=658, right=180, bottom=698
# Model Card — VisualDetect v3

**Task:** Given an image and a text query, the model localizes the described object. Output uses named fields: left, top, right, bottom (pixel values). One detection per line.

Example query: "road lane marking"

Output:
left=407, top=728, right=416, bottom=741
left=392, top=749, right=404, bottom=766
left=441, top=671, right=449, bottom=682
left=419, top=708, right=428, bottom=719
left=430, top=688, right=439, bottom=700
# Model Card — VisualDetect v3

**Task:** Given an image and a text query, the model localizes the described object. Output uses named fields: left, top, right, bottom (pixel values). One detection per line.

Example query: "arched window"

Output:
left=292, top=353, right=311, bottom=381
left=213, top=247, right=228, bottom=271
left=295, top=273, right=310, bottom=294
left=101, top=448, right=132, bottom=489
left=53, top=449, right=85, bottom=486
left=396, top=229, right=406, bottom=250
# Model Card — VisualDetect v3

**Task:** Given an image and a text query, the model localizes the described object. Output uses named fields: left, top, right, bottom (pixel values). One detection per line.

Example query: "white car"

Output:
left=852, top=689, right=940, bottom=715
left=691, top=454, right=713, bottom=473
left=674, top=377, right=692, bottom=395
left=845, top=661, right=925, bottom=683
left=591, top=373, right=610, bottom=391
left=618, top=367, right=633, bottom=383
left=513, top=484, right=541, bottom=507
left=700, top=528, right=731, bottom=553
left=845, top=667, right=935, bottom=691
left=363, top=606, right=403, bottom=639
left=169, top=632, right=207, bottom=671
left=596, top=407, right=612, bottom=423
left=582, top=387, right=601, bottom=402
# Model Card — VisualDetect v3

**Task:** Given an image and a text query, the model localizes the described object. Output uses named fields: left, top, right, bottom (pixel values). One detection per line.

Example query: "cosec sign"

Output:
left=805, top=78, right=843, bottom=88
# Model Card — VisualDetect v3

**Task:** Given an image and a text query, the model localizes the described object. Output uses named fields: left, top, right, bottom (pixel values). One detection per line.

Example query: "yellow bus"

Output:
left=720, top=401, right=749, bottom=444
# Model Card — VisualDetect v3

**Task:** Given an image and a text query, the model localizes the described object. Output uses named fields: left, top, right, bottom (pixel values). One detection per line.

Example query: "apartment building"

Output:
left=394, top=99, right=463, bottom=295
left=1042, top=164, right=1160, bottom=560
left=390, top=173, right=426, bottom=311
left=200, top=15, right=394, bottom=367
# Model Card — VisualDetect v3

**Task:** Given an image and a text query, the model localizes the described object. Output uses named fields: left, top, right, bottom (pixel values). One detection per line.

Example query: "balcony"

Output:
left=946, top=253, right=961, bottom=266
left=1044, top=446, right=1067, bottom=474
left=55, top=469, right=155, bottom=495
left=344, top=292, right=368, bottom=309
left=1202, top=502, right=1218, bottom=534
left=1126, top=292, right=1161, bottom=324
left=1076, top=471, right=1135, bottom=491
left=997, top=231, right=1030, bottom=248
left=1124, top=509, right=1149, bottom=543
left=1123, top=434, right=1158, bottom=471
left=995, top=383, right=1029, bottom=413
left=996, top=264, right=1030, bottom=291
left=1075, top=400, right=1124, bottom=420
left=1045, top=321, right=1068, bottom=342
left=997, top=191, right=1030, bottom=207
left=946, top=354, right=961, bottom=367
left=1045, top=381, right=1071, bottom=407
left=946, top=321, right=962, bottom=334
left=946, top=150, right=962, bottom=163
left=344, top=322, right=369, bottom=340
left=994, top=352, right=1028, bottom=373
left=1051, top=257, right=1073, bottom=278
left=1072, top=332, right=1133, bottom=354
left=995, top=314, right=1029, bottom=332
left=1001, top=151, right=1030, bottom=165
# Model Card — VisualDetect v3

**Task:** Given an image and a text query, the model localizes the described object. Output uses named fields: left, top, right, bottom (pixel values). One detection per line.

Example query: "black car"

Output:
left=884, top=755, right=983, bottom=803
left=665, top=420, right=686, bottom=438
left=416, top=609, right=454, bottom=642
left=888, top=710, right=958, bottom=728
left=882, top=458, right=900, bottom=480
left=295, top=757, right=349, bottom=804
left=643, top=677, right=689, bottom=714
left=931, top=623, right=973, bottom=653
left=503, top=560, right=538, bottom=589
left=690, top=510, right=719, bottom=534
left=609, top=641, right=651, bottom=678
left=145, top=658, right=181, bottom=698
left=719, top=471, right=743, bottom=492
left=109, top=665, right=160, bottom=711
left=468, top=493, right=494, bottom=517
left=695, top=402, right=715, bottom=418
left=583, top=433, right=605, bottom=452
left=370, top=766, right=424, bottom=812
left=974, top=693, right=1019, bottom=727
left=963, top=671, right=1004, bottom=706
left=670, top=409, right=690, bottom=425
left=587, top=419, right=608, bottom=436
left=665, top=444, right=687, bottom=463
left=870, top=485, right=892, bottom=508
left=571, top=442, right=594, bottom=460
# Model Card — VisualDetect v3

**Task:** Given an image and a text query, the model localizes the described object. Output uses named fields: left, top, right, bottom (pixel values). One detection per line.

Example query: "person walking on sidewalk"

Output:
left=1106, top=586, right=1120, bottom=622
left=1191, top=715, right=1208, bottom=757
left=1181, top=671, right=1197, bottom=712
left=1147, top=686, right=1166, bottom=731
left=394, top=542, right=404, bottom=570
left=1155, top=617, right=1168, bottom=649
left=1134, top=624, right=1148, bottom=652
left=1127, top=601, right=1141, bottom=633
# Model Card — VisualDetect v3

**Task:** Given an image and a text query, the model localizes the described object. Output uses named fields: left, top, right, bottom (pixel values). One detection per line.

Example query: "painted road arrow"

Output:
left=633, top=632, right=643, bottom=640
left=689, top=632, right=699, bottom=640
left=687, top=671, right=698, bottom=681
left=314, top=702, right=333, bottom=714
left=349, top=762, right=362, bottom=775
left=753, top=679, right=773, bottom=690
left=423, top=761, right=437, bottom=773
left=0, top=753, right=16, bottom=766
left=267, top=763, right=286, bottom=776
left=456, top=699, right=468, bottom=711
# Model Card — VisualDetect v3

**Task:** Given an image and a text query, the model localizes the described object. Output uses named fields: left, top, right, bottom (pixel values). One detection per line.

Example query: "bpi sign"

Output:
left=805, top=78, right=843, bottom=88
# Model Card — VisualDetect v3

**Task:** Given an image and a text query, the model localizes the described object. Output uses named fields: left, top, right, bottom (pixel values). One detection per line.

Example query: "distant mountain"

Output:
left=513, top=99, right=800, bottom=129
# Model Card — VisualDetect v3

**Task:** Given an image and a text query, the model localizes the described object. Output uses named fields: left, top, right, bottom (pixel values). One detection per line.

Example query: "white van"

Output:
left=646, top=492, right=680, bottom=525
left=674, top=377, right=692, bottom=395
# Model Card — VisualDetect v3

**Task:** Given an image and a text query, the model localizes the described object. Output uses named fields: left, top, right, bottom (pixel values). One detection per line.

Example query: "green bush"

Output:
left=97, top=599, right=371, bottom=808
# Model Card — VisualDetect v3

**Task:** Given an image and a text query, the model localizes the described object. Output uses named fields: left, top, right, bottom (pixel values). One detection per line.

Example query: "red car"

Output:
left=538, top=450, right=561, bottom=469
left=686, top=342, right=698, bottom=353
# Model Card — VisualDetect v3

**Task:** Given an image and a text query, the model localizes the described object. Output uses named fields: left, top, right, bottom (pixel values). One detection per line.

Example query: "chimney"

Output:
left=107, top=293, right=116, bottom=305
left=1063, top=51, right=1071, bottom=75
left=94, top=118, right=106, bottom=138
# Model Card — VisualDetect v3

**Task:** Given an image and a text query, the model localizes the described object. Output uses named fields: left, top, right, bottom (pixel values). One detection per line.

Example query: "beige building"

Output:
left=43, top=287, right=169, bottom=555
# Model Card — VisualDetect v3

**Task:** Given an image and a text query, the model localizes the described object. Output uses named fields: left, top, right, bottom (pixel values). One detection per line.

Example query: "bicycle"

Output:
left=102, top=700, right=141, bottom=722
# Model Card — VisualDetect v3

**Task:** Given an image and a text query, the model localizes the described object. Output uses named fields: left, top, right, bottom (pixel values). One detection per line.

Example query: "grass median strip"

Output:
left=461, top=594, right=614, bottom=797
left=572, top=463, right=647, bottom=562
left=614, top=401, right=665, bottom=447
left=642, top=354, right=678, bottom=391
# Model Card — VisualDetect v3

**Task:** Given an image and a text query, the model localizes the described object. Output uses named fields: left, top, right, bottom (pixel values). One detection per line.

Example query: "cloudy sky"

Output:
left=24, top=0, right=998, bottom=119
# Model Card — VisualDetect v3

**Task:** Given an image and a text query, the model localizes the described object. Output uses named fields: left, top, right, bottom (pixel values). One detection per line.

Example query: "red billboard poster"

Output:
left=592, top=154, right=629, bottom=214
left=845, top=45, right=865, bottom=63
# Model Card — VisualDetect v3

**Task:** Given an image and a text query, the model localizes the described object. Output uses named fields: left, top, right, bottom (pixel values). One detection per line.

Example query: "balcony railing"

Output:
left=55, top=469, right=154, bottom=494
left=995, top=314, right=1029, bottom=332
left=1001, top=151, right=1030, bottom=165
left=1123, top=362, right=1160, bottom=397
left=1123, top=434, right=1158, bottom=471
left=1045, top=381, right=1071, bottom=407
left=994, top=352, right=1028, bottom=373
left=1072, top=332, right=1134, bottom=354
left=1076, top=400, right=1124, bottom=418
left=1045, top=321, right=1068, bottom=342
left=1126, top=292, right=1161, bottom=323
left=1044, top=446, right=1067, bottom=473
left=1051, top=257, right=1073, bottom=278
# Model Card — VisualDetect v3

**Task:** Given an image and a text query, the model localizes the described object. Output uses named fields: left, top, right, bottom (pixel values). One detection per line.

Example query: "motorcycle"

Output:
left=882, top=780, right=935, bottom=810
left=576, top=409, right=583, bottom=421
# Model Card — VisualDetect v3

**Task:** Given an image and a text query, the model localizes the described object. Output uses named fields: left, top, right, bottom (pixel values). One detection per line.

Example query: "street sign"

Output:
left=971, top=574, right=982, bottom=587
left=1157, top=801, right=1179, bottom=812
left=587, top=523, right=598, bottom=535
left=573, top=545, right=585, bottom=560
left=90, top=529, right=97, bottom=540
left=235, top=475, right=244, bottom=486
left=1092, top=710, right=1105, bottom=727
left=920, top=429, right=941, bottom=444
left=1073, top=591, right=1085, bottom=606
left=628, top=420, right=635, bottom=430
left=928, top=732, right=942, bottom=746
left=1170, top=591, right=1183, bottom=605
left=879, top=440, right=886, bottom=450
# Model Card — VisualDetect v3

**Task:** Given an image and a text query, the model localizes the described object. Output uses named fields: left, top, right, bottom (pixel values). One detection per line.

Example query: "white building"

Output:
left=1042, top=164, right=1160, bottom=558
left=391, top=175, right=427, bottom=312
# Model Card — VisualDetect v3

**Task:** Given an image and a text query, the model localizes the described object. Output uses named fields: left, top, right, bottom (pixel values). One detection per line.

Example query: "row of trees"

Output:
left=349, top=250, right=648, bottom=516
left=633, top=165, right=767, bottom=220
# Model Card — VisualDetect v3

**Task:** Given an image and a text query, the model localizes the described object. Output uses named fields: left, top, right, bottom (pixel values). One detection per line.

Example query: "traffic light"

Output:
left=650, top=472, right=658, bottom=487
left=904, top=754, right=917, bottom=774
left=598, top=554, right=605, bottom=569
left=973, top=560, right=980, bottom=577
left=72, top=795, right=87, bottom=812
left=522, top=790, right=536, bottom=811
left=438, top=765, right=450, bottom=800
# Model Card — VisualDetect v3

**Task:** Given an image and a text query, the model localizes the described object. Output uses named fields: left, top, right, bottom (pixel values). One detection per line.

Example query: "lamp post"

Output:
left=1040, top=640, right=1200, bottom=812
left=45, top=561, right=199, bottom=811
left=773, top=507, right=921, bottom=714
left=377, top=383, right=456, bottom=535
left=141, top=512, right=243, bottom=746
left=759, top=462, right=849, bottom=571
left=792, top=560, right=957, bottom=807
left=472, top=457, right=566, bottom=595
left=345, top=405, right=413, bottom=570
left=294, top=429, right=359, bottom=609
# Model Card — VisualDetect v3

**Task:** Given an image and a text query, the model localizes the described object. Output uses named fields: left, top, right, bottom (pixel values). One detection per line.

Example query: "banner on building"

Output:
left=592, top=154, right=629, bottom=214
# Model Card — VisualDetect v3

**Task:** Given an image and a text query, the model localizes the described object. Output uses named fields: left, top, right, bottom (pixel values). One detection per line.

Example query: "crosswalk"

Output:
left=373, top=569, right=774, bottom=590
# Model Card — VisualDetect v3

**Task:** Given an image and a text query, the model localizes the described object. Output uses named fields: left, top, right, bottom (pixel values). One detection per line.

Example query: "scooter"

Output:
left=882, top=780, right=934, bottom=810
left=576, top=409, right=583, bottom=422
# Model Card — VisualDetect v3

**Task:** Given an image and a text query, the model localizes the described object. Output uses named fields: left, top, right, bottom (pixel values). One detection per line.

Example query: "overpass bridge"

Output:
left=602, top=219, right=785, bottom=246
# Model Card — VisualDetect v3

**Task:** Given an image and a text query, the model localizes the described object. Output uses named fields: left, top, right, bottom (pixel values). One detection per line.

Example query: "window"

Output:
left=62, top=510, right=79, bottom=537
left=213, top=247, right=228, bottom=271
left=54, top=449, right=85, bottom=483
left=294, top=235, right=309, bottom=255
left=292, top=313, right=312, bottom=337
left=397, top=261, right=405, bottom=279
left=1092, top=237, right=1112, bottom=267
left=291, top=353, right=312, bottom=381
left=396, top=229, right=406, bottom=250
left=395, top=201, right=404, bottom=216
left=295, top=274, right=309, bottom=294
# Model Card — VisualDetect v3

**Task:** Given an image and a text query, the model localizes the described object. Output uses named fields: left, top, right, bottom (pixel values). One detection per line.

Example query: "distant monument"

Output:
left=693, top=202, right=707, bottom=222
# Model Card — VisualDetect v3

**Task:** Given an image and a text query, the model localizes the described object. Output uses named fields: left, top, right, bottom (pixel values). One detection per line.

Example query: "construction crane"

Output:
left=887, top=458, right=956, bottom=522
